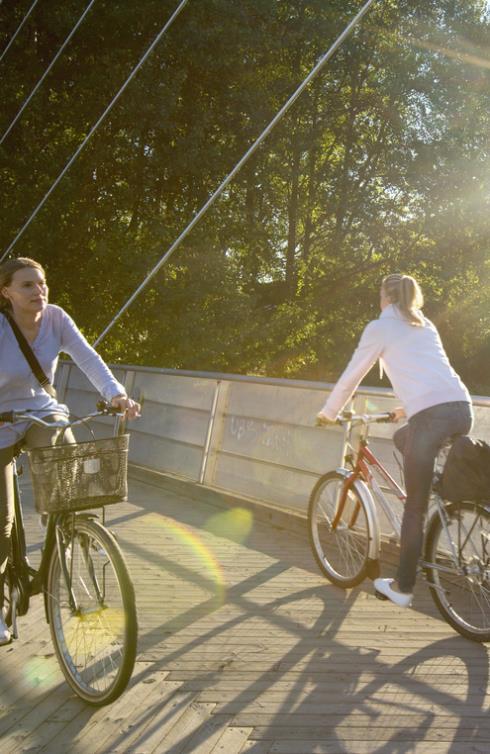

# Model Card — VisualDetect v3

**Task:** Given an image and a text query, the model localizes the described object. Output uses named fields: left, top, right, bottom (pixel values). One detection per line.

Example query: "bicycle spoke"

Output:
left=309, top=472, right=371, bottom=587
left=426, top=502, right=490, bottom=641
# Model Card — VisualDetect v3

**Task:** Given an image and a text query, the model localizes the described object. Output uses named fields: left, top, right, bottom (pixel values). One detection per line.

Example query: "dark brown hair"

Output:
left=0, top=257, right=46, bottom=311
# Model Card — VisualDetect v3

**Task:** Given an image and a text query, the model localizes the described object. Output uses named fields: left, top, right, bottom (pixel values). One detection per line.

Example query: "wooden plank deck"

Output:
left=0, top=471, right=489, bottom=754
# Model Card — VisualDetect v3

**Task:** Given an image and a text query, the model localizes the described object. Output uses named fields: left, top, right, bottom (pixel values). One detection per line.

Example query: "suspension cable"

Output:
left=0, top=0, right=97, bottom=146
left=0, top=0, right=189, bottom=264
left=94, top=0, right=378, bottom=347
left=0, top=0, right=40, bottom=65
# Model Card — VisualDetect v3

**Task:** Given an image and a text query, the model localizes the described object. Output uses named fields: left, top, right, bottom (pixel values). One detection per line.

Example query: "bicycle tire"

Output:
left=308, top=471, right=372, bottom=588
left=47, top=516, right=137, bottom=705
left=425, top=501, right=490, bottom=642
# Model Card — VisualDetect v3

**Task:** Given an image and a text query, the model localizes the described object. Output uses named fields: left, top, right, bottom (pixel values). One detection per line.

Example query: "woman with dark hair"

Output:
left=0, top=257, right=140, bottom=644
left=317, top=273, right=472, bottom=607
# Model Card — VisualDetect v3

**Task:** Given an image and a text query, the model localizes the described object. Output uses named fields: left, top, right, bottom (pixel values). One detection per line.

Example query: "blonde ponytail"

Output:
left=382, top=273, right=424, bottom=326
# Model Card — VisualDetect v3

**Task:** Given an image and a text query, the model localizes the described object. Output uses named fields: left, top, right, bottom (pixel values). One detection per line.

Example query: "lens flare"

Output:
left=204, top=507, right=253, bottom=544
left=141, top=513, right=227, bottom=604
left=23, top=653, right=59, bottom=688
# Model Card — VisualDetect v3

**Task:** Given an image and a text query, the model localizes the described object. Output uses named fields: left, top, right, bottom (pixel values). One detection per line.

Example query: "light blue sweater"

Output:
left=0, top=304, right=126, bottom=448
left=321, top=304, right=470, bottom=420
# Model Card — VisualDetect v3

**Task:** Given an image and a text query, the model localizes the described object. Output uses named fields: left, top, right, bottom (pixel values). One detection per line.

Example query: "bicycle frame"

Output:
left=334, top=416, right=405, bottom=530
left=8, top=454, right=102, bottom=638
left=7, top=456, right=48, bottom=637
left=0, top=404, right=138, bottom=703
left=349, top=439, right=406, bottom=539
left=334, top=416, right=463, bottom=575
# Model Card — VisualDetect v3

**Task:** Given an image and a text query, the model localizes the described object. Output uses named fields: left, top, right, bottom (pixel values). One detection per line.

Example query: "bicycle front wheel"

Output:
left=425, top=502, right=490, bottom=642
left=308, top=471, right=372, bottom=588
left=47, top=516, right=137, bottom=705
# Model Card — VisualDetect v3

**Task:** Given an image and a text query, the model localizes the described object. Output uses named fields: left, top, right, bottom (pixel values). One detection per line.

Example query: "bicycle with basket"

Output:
left=1, top=401, right=137, bottom=706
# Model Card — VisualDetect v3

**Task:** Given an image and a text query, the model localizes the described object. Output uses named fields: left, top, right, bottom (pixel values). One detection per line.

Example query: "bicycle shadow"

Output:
left=109, top=480, right=490, bottom=752
left=103, top=585, right=490, bottom=753
left=5, top=474, right=490, bottom=753
left=111, top=475, right=489, bottom=635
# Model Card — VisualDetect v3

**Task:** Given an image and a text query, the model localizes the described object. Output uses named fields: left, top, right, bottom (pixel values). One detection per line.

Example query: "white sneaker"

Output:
left=374, top=578, right=413, bottom=608
left=0, top=615, right=11, bottom=645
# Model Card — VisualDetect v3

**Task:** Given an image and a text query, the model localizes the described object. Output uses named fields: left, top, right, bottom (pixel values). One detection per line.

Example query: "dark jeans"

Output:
left=0, top=416, right=74, bottom=603
left=393, top=401, right=473, bottom=593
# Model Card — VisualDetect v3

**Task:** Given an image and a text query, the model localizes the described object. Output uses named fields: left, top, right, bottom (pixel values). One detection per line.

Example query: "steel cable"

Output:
left=0, top=0, right=189, bottom=264
left=0, top=0, right=97, bottom=146
left=0, top=0, right=40, bottom=65
left=94, top=0, right=378, bottom=347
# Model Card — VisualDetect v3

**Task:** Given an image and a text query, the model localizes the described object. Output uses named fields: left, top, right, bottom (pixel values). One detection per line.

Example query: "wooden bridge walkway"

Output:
left=0, top=471, right=488, bottom=753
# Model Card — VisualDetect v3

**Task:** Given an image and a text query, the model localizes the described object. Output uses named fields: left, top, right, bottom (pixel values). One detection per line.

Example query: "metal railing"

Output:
left=55, top=361, right=490, bottom=516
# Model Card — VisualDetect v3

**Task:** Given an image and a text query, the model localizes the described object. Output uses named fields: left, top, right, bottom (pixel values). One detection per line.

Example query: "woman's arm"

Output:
left=59, top=309, right=128, bottom=402
left=318, top=320, right=384, bottom=421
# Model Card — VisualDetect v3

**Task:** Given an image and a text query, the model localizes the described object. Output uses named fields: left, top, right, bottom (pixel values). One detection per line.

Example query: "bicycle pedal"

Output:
left=29, top=574, right=43, bottom=596
left=374, top=589, right=389, bottom=601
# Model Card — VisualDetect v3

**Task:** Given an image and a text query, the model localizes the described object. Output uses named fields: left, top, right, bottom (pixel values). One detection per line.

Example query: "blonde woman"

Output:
left=317, top=274, right=472, bottom=607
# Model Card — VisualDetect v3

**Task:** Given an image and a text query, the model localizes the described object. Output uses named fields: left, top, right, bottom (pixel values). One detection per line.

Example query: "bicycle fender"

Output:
left=335, top=467, right=381, bottom=562
left=76, top=512, right=99, bottom=522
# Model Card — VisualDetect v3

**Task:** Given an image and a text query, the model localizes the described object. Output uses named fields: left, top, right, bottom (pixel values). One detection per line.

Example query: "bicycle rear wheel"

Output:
left=47, top=516, right=137, bottom=705
left=425, top=502, right=490, bottom=642
left=308, top=471, right=372, bottom=588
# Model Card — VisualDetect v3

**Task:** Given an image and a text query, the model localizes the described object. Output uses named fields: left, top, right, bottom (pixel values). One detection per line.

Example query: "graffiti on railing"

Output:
left=229, top=416, right=293, bottom=456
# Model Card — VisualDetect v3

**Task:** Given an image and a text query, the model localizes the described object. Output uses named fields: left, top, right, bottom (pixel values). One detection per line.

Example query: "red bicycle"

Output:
left=308, top=410, right=490, bottom=642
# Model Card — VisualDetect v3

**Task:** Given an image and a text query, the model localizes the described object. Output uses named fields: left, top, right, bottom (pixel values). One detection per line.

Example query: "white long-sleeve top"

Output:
left=0, top=304, right=126, bottom=448
left=321, top=304, right=470, bottom=421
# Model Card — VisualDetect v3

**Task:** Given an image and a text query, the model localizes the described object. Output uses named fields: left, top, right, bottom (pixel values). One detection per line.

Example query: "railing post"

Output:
left=115, top=368, right=133, bottom=436
left=199, top=380, right=230, bottom=486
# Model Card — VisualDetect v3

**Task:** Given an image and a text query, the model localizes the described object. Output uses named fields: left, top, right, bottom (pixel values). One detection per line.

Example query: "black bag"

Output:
left=440, top=435, right=490, bottom=503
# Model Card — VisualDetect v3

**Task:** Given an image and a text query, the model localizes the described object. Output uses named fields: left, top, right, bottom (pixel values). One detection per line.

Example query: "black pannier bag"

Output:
left=440, top=435, right=490, bottom=503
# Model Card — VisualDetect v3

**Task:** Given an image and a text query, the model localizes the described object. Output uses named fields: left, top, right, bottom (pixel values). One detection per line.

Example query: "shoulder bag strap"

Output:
left=3, top=311, right=57, bottom=398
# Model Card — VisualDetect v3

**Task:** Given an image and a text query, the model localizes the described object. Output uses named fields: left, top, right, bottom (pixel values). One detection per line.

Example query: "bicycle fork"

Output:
left=335, top=468, right=381, bottom=577
left=55, top=521, right=106, bottom=614
left=55, top=525, right=78, bottom=613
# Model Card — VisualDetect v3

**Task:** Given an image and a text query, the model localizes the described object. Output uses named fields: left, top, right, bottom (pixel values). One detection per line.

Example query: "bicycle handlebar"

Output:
left=316, top=410, right=395, bottom=427
left=0, top=401, right=123, bottom=427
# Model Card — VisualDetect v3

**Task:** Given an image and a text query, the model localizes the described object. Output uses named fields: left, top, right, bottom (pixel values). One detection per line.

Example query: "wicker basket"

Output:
left=27, top=434, right=129, bottom=513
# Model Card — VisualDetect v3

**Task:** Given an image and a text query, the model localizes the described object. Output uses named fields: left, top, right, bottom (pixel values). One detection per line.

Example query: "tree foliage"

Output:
left=1, top=0, right=489, bottom=391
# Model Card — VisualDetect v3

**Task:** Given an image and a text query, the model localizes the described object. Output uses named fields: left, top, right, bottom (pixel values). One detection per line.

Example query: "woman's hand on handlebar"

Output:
left=315, top=411, right=338, bottom=427
left=392, top=406, right=406, bottom=423
left=111, top=395, right=141, bottom=420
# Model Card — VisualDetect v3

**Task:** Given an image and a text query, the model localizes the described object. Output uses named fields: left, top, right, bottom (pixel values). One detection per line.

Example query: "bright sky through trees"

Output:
left=0, top=1, right=489, bottom=391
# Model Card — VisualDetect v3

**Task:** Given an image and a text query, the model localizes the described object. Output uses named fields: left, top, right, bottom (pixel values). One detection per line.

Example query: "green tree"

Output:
left=1, top=1, right=489, bottom=390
